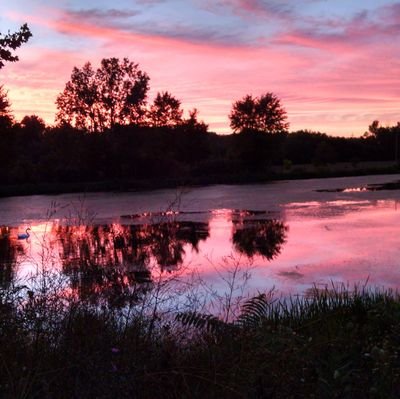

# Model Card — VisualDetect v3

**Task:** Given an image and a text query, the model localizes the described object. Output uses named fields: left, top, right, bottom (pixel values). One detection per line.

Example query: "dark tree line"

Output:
left=55, top=59, right=287, bottom=134
left=0, top=108, right=399, bottom=191
left=1, top=52, right=400, bottom=193
left=55, top=58, right=206, bottom=132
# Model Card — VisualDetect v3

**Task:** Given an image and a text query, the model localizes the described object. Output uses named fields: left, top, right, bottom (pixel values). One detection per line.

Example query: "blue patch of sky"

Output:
left=3, top=0, right=398, bottom=50
left=295, top=0, right=396, bottom=19
left=63, top=0, right=275, bottom=45
left=1, top=1, right=75, bottom=51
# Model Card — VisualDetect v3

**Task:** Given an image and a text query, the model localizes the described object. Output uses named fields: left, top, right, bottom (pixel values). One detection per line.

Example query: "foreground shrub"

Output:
left=1, top=280, right=400, bottom=398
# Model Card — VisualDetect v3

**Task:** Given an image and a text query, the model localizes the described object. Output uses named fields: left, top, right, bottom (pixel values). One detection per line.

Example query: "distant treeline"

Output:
left=1, top=54, right=400, bottom=193
left=0, top=117, right=399, bottom=191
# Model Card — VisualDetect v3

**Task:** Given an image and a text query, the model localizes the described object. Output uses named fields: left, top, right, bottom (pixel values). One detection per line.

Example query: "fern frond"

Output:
left=175, top=311, right=228, bottom=334
left=237, top=293, right=275, bottom=328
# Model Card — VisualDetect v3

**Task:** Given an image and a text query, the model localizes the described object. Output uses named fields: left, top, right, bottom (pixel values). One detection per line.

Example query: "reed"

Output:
left=1, top=270, right=400, bottom=398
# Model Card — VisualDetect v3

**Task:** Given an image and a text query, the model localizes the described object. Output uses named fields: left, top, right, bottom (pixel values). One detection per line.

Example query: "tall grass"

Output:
left=1, top=269, right=400, bottom=398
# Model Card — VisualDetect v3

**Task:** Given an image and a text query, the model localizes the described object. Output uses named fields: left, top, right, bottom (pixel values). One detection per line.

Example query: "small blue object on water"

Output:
left=17, top=228, right=31, bottom=240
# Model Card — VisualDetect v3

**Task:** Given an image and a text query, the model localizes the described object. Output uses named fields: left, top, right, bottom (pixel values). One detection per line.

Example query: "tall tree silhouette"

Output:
left=0, top=23, right=32, bottom=70
left=230, top=92, right=289, bottom=133
left=56, top=58, right=150, bottom=132
left=0, top=86, right=13, bottom=129
left=149, top=91, right=183, bottom=127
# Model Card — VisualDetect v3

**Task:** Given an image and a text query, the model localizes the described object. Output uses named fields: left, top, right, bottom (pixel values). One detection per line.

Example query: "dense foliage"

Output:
left=1, top=276, right=400, bottom=398
left=229, top=92, right=289, bottom=133
left=0, top=108, right=399, bottom=195
left=0, top=23, right=32, bottom=69
left=56, top=58, right=151, bottom=132
left=55, top=58, right=199, bottom=133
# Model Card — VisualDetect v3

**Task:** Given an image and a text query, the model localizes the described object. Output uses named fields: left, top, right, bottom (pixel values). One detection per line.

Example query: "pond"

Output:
left=2, top=173, right=400, bottom=308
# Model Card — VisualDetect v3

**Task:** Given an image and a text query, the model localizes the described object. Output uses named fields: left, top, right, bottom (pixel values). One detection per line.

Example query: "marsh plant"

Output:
left=1, top=199, right=400, bottom=398
left=2, top=263, right=400, bottom=399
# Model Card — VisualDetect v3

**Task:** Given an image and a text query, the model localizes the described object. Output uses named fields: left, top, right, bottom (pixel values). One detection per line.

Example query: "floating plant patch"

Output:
left=316, top=180, right=400, bottom=193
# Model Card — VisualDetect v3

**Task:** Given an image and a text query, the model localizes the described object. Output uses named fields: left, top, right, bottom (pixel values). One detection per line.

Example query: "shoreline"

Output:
left=1, top=160, right=399, bottom=198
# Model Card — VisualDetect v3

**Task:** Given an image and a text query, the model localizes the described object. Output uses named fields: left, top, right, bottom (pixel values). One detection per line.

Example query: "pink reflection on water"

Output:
left=265, top=200, right=400, bottom=294
left=191, top=209, right=233, bottom=262
left=2, top=201, right=400, bottom=298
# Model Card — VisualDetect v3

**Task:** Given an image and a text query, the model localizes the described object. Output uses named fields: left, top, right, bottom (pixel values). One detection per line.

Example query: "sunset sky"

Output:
left=1, top=0, right=400, bottom=136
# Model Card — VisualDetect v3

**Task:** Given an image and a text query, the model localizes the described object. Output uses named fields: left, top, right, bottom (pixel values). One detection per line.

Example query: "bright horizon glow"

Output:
left=1, top=0, right=400, bottom=136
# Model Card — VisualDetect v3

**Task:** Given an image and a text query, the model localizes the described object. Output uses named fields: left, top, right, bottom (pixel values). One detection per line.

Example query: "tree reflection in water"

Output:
left=129, top=221, right=209, bottom=271
left=0, top=214, right=288, bottom=307
left=55, top=221, right=209, bottom=306
left=0, top=227, right=24, bottom=288
left=232, top=219, right=288, bottom=260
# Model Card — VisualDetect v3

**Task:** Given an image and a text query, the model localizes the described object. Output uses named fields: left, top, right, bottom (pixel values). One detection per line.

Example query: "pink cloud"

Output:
left=4, top=5, right=400, bottom=135
left=231, top=0, right=286, bottom=16
left=272, top=32, right=354, bottom=53
left=208, top=0, right=292, bottom=21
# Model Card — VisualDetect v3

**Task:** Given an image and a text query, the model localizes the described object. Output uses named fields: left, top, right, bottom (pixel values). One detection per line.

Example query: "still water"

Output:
left=2, top=174, right=400, bottom=303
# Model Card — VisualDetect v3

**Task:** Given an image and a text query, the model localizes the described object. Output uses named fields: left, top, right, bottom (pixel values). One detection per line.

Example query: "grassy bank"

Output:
left=1, top=161, right=399, bottom=198
left=1, top=277, right=400, bottom=398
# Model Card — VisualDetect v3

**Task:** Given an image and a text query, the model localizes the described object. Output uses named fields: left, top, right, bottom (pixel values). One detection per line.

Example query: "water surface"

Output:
left=2, top=174, right=400, bottom=302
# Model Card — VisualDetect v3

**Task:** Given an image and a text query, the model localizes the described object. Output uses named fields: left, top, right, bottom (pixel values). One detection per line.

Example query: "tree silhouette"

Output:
left=149, top=91, right=183, bottom=127
left=365, top=120, right=400, bottom=161
left=181, top=108, right=208, bottom=133
left=0, top=86, right=13, bottom=129
left=56, top=58, right=150, bottom=132
left=367, top=120, right=380, bottom=138
left=0, top=24, right=32, bottom=70
left=20, top=115, right=46, bottom=141
left=20, top=114, right=46, bottom=133
left=229, top=92, right=289, bottom=133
